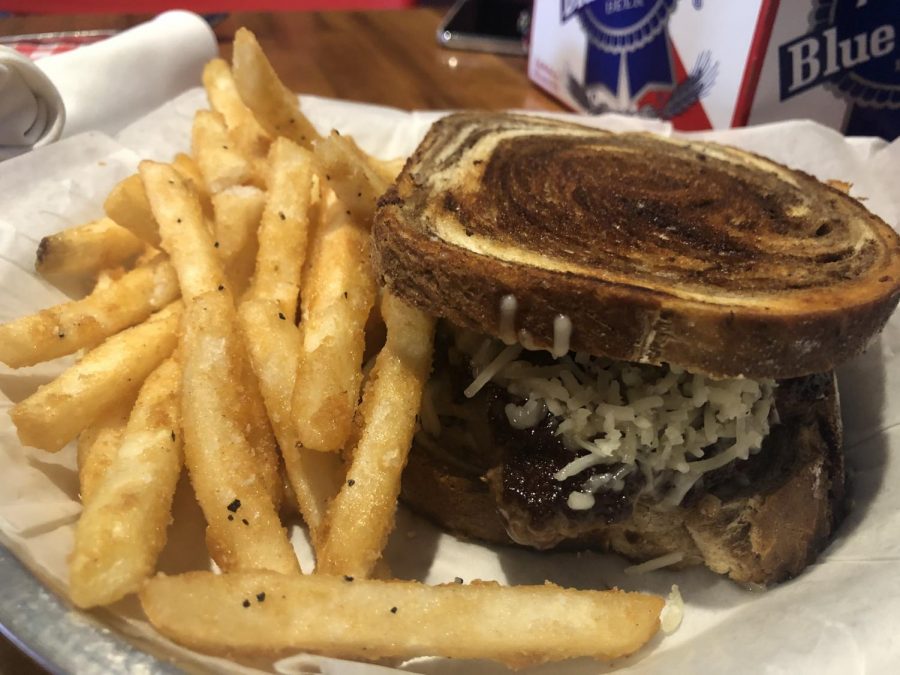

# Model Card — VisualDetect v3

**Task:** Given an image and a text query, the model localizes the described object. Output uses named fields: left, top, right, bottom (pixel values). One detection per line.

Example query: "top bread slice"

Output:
left=374, top=113, right=900, bottom=379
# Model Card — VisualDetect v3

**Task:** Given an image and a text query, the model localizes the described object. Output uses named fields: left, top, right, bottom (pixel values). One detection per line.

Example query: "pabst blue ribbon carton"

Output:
left=528, top=0, right=899, bottom=139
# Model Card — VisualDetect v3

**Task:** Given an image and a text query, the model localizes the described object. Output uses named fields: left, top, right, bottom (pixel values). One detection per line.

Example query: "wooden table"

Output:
left=0, top=7, right=564, bottom=675
left=0, top=9, right=564, bottom=111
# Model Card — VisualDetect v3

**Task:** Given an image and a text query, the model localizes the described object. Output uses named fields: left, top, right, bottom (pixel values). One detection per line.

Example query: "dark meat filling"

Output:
left=419, top=322, right=794, bottom=550
left=483, top=388, right=645, bottom=549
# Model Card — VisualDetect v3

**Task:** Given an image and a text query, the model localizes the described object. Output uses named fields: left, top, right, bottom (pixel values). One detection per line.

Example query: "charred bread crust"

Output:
left=400, top=372, right=845, bottom=586
left=374, top=113, right=900, bottom=380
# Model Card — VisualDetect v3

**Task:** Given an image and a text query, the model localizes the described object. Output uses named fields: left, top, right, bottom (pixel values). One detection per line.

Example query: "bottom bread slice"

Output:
left=401, top=372, right=845, bottom=586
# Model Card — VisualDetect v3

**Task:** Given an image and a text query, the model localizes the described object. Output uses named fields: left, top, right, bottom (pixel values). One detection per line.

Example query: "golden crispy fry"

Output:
left=0, top=257, right=179, bottom=368
left=372, top=156, right=406, bottom=184
left=104, top=157, right=212, bottom=248
left=316, top=293, right=434, bottom=577
left=202, top=58, right=271, bottom=164
left=236, top=332, right=285, bottom=514
left=238, top=298, right=344, bottom=545
left=141, top=571, right=664, bottom=666
left=247, top=138, right=314, bottom=314
left=211, top=186, right=265, bottom=296
left=92, top=267, right=126, bottom=290
left=104, top=174, right=160, bottom=246
left=181, top=291, right=297, bottom=574
left=314, top=131, right=389, bottom=225
left=77, top=394, right=136, bottom=505
left=69, top=357, right=183, bottom=608
left=292, top=197, right=376, bottom=452
left=172, top=153, right=206, bottom=197
left=191, top=109, right=257, bottom=193
left=132, top=247, right=161, bottom=270
left=10, top=302, right=181, bottom=452
left=172, top=152, right=215, bottom=222
left=231, top=28, right=320, bottom=148
left=35, top=218, right=146, bottom=279
left=140, top=161, right=227, bottom=301
left=142, top=160, right=282, bottom=509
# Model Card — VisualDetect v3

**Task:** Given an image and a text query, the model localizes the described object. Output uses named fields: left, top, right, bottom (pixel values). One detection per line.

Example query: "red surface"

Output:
left=731, top=0, right=780, bottom=127
left=1, top=0, right=414, bottom=13
left=637, top=42, right=713, bottom=132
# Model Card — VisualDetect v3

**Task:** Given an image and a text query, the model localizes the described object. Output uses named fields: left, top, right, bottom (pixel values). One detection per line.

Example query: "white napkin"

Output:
left=0, top=46, right=66, bottom=160
left=0, top=10, right=216, bottom=161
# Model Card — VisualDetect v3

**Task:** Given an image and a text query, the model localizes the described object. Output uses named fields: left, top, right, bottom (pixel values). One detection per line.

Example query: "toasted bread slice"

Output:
left=374, top=113, right=900, bottom=379
left=401, top=372, right=844, bottom=586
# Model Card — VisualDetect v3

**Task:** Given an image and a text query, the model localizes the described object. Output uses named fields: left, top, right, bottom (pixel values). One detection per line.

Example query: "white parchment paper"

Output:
left=1, top=89, right=899, bottom=674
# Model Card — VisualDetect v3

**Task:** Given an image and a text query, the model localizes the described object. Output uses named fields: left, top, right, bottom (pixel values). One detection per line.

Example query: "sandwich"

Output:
left=372, top=112, right=900, bottom=586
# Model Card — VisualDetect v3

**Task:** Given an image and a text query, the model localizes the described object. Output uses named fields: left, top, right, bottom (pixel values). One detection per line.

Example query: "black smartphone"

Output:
left=436, top=0, right=531, bottom=56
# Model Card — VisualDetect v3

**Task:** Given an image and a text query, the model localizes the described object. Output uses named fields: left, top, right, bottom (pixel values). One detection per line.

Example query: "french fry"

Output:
left=202, top=58, right=271, bottom=164
left=10, top=302, right=181, bottom=452
left=191, top=109, right=257, bottom=193
left=140, top=161, right=227, bottom=301
left=231, top=28, right=320, bottom=149
left=291, top=197, right=376, bottom=452
left=104, top=174, right=160, bottom=246
left=93, top=267, right=126, bottom=289
left=181, top=291, right=298, bottom=574
left=141, top=571, right=664, bottom=665
left=77, top=394, right=136, bottom=505
left=171, top=153, right=207, bottom=199
left=314, top=131, right=389, bottom=224
left=35, top=218, right=146, bottom=279
left=372, top=156, right=406, bottom=184
left=238, top=298, right=344, bottom=545
left=247, top=137, right=314, bottom=313
left=211, top=186, right=265, bottom=296
left=143, top=160, right=282, bottom=509
left=172, top=152, right=215, bottom=223
left=68, top=357, right=183, bottom=608
left=105, top=157, right=211, bottom=249
left=0, top=256, right=179, bottom=368
left=316, top=292, right=434, bottom=577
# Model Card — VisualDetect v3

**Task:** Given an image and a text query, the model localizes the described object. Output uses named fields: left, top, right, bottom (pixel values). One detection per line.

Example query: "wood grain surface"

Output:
left=0, top=9, right=565, bottom=112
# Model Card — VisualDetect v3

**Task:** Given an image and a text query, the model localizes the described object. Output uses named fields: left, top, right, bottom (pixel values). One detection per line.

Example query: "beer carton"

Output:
left=528, top=0, right=899, bottom=139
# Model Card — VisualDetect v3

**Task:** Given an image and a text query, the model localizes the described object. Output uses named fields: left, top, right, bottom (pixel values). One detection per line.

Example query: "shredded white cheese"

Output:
left=462, top=336, right=776, bottom=507
left=660, top=584, right=684, bottom=633
left=551, top=314, right=572, bottom=357
left=463, top=344, right=522, bottom=398
left=624, top=552, right=685, bottom=575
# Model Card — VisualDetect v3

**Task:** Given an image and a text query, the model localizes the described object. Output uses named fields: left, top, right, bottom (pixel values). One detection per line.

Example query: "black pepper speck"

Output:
left=227, top=499, right=241, bottom=512
left=242, top=599, right=251, bottom=608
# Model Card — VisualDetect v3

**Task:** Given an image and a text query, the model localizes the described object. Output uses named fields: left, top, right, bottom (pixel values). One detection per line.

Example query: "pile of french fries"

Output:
left=0, top=28, right=664, bottom=667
